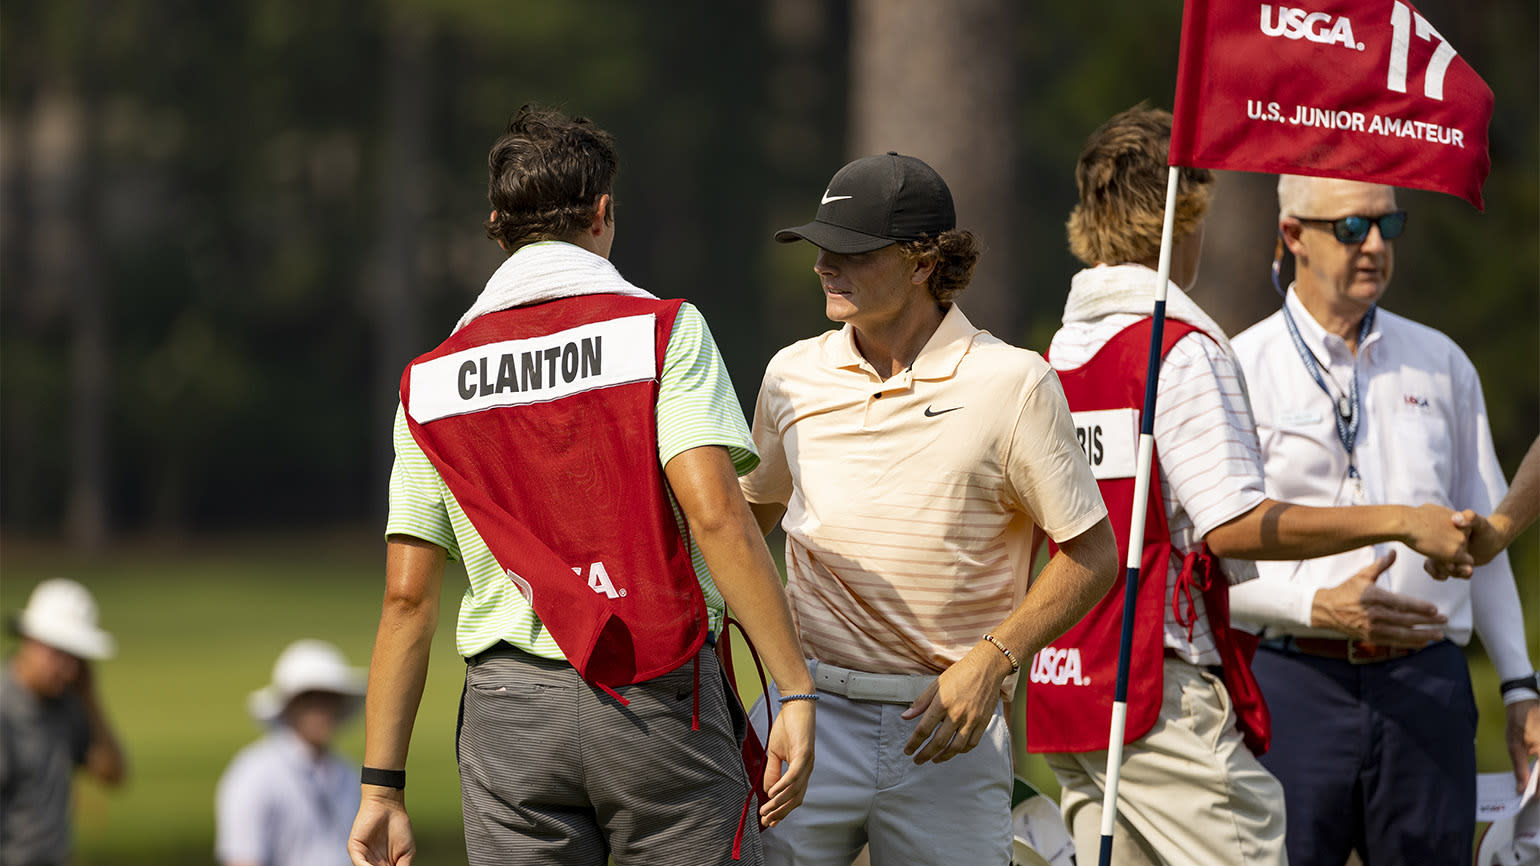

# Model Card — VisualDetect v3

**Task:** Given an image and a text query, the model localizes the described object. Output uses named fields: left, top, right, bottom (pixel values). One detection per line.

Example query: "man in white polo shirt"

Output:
left=1230, top=174, right=1537, bottom=866
left=741, top=152, right=1119, bottom=866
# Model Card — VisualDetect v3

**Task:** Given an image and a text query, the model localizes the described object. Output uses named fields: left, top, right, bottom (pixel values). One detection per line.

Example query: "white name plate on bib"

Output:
left=1070, top=408, right=1139, bottom=480
left=409, top=314, right=656, bottom=424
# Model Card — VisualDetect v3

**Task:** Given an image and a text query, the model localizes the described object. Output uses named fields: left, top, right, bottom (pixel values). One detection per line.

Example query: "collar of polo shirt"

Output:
left=824, top=305, right=979, bottom=380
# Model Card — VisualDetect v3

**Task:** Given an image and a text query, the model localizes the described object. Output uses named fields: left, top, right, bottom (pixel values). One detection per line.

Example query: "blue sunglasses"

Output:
left=1294, top=211, right=1407, bottom=244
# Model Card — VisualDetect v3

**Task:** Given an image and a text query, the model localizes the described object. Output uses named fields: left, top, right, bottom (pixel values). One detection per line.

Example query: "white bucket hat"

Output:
left=15, top=578, right=115, bottom=660
left=247, top=639, right=366, bottom=723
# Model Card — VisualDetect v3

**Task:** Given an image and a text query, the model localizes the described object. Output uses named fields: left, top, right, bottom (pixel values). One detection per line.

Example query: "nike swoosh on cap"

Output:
left=821, top=190, right=853, bottom=205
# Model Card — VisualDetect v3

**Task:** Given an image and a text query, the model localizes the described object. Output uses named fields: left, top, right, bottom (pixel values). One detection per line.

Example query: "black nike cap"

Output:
left=774, top=152, right=956, bottom=254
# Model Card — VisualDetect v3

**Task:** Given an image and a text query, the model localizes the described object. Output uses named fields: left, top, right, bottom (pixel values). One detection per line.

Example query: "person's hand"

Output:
left=902, top=641, right=1010, bottom=765
left=761, top=697, right=815, bottom=826
left=1507, top=699, right=1540, bottom=793
left=1455, top=510, right=1513, bottom=567
left=1311, top=551, right=1446, bottom=647
left=349, top=789, right=416, bottom=866
left=1402, top=504, right=1474, bottom=579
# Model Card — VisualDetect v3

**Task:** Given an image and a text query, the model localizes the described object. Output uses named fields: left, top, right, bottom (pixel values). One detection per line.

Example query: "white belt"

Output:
left=810, top=660, right=936, bottom=705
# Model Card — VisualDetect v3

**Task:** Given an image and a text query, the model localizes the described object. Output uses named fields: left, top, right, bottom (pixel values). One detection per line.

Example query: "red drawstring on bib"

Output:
left=1170, top=550, right=1214, bottom=641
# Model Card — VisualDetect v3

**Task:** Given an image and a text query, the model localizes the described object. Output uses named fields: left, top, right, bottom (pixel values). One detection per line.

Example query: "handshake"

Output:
left=1310, top=502, right=1506, bottom=651
left=1413, top=503, right=1524, bottom=582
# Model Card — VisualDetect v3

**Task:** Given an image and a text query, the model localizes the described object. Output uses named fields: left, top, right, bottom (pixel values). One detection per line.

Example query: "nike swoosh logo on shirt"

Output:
left=821, top=191, right=853, bottom=205
left=924, top=405, right=963, bottom=417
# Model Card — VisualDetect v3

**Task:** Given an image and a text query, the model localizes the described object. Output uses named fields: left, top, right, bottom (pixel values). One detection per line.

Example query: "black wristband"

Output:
left=361, top=766, right=406, bottom=789
left=1499, top=673, right=1539, bottom=695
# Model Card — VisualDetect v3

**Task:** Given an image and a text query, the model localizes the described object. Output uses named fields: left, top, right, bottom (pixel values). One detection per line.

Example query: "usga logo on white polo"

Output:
left=1259, top=4, right=1361, bottom=50
left=575, top=562, right=625, bottom=599
left=1030, top=646, right=1088, bottom=686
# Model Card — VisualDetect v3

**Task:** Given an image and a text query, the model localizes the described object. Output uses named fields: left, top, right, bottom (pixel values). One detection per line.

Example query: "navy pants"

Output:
left=1252, top=640, right=1476, bottom=866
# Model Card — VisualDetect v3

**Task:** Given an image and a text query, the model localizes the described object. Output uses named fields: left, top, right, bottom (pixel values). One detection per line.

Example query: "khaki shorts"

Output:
left=1044, top=658, right=1287, bottom=866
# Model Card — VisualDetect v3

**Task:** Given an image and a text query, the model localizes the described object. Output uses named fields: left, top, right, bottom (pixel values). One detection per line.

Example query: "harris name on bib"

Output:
left=407, top=314, right=657, bottom=424
left=1069, top=408, right=1138, bottom=480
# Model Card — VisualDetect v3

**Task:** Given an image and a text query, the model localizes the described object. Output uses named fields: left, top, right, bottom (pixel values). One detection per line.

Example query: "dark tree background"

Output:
left=3, top=0, right=1535, bottom=552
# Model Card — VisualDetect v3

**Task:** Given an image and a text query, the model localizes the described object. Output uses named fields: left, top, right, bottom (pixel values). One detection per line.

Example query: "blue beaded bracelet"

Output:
left=777, top=692, right=820, bottom=704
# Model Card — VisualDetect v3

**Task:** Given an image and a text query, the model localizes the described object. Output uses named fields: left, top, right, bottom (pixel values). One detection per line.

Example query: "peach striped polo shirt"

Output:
left=742, top=306, right=1107, bottom=676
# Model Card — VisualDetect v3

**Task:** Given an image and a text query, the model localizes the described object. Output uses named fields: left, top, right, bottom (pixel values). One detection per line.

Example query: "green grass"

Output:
left=1, top=531, right=468, bottom=865
left=1, top=530, right=1533, bottom=864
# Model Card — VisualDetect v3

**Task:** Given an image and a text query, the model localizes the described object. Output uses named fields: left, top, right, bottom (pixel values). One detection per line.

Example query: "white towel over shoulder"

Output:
left=454, top=241, right=654, bottom=335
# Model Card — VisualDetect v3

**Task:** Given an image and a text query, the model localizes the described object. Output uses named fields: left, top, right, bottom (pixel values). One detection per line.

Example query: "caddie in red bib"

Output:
left=1037, top=107, right=1284, bottom=866
left=1031, top=317, right=1269, bottom=758
left=347, top=105, right=817, bottom=866
left=402, top=294, right=704, bottom=691
left=1039, top=103, right=1481, bottom=866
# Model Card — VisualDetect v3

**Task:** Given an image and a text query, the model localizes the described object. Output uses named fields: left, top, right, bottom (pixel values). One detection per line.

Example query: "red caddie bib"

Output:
left=1028, top=319, right=1271, bottom=755
left=399, top=294, right=707, bottom=691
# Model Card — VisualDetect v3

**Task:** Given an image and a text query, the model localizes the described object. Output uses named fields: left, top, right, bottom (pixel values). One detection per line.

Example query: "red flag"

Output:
left=1170, top=0, right=1492, bottom=209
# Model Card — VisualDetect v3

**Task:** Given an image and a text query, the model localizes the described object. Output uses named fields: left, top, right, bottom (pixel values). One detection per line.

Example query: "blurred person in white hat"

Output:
left=215, top=638, right=366, bottom=866
left=0, top=578, right=128, bottom=866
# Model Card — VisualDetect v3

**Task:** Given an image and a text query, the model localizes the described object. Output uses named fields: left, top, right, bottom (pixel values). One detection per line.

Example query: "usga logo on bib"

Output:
left=1030, top=646, right=1088, bottom=686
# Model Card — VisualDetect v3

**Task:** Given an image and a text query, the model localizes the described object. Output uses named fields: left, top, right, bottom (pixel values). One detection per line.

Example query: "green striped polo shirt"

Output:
left=386, top=301, right=757, bottom=660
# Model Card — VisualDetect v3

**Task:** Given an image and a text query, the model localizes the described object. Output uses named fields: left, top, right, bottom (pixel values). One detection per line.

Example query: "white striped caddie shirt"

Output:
left=1050, top=307, right=1266, bottom=665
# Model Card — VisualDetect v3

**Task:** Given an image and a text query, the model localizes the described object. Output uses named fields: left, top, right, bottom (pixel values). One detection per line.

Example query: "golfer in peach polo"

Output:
left=741, top=152, right=1118, bottom=866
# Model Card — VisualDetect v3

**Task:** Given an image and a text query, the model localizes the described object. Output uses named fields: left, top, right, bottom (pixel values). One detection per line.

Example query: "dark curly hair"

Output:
left=897, top=228, right=980, bottom=305
left=484, top=104, right=619, bottom=251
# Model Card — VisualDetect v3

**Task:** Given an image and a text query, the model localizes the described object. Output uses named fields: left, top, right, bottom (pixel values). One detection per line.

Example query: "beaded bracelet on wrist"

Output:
left=777, top=692, right=820, bottom=704
left=982, top=633, right=1020, bottom=673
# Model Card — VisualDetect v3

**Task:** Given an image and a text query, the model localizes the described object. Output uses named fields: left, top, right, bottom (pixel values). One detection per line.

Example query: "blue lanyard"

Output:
left=1280, top=302, right=1376, bottom=478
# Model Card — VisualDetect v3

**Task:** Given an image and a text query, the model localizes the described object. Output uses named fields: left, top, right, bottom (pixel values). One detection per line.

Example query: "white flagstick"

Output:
left=1097, top=166, right=1181, bottom=866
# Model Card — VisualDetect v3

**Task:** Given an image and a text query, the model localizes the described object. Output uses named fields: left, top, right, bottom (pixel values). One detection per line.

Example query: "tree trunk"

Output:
left=760, top=0, right=848, bottom=357
left=34, top=76, right=110, bottom=550
left=848, top=0, right=1022, bottom=339
left=1191, top=170, right=1284, bottom=337
left=368, top=4, right=432, bottom=514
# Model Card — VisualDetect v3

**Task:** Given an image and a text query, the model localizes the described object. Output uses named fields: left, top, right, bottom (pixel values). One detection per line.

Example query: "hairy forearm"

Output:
left=1495, top=437, right=1540, bottom=541
left=991, top=517, right=1117, bottom=659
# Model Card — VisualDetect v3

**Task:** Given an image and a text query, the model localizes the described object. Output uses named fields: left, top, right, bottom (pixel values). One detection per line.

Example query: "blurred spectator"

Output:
left=216, top=639, right=365, bottom=866
left=0, top=578, right=127, bottom=866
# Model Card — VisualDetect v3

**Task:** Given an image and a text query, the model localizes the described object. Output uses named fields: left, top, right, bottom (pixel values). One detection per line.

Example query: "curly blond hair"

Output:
left=1067, top=105, right=1212, bottom=267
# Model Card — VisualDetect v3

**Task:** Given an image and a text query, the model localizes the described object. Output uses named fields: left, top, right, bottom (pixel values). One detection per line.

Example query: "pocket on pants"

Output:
left=1176, top=664, right=1236, bottom=754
